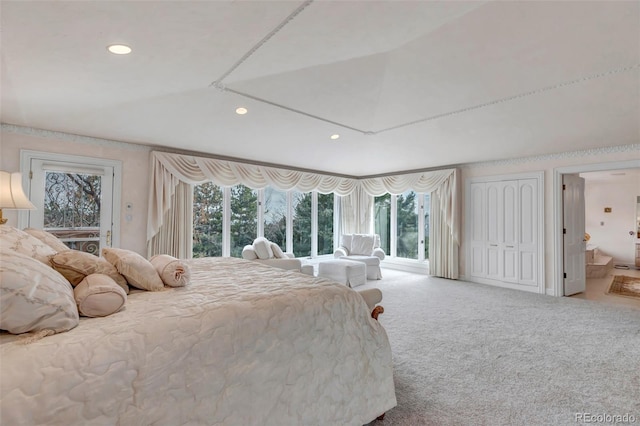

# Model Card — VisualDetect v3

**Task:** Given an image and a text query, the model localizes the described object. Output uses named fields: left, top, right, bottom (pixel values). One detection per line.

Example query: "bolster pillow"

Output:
left=149, top=254, right=191, bottom=287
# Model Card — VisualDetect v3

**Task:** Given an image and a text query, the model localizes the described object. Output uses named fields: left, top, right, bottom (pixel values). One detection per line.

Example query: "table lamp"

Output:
left=0, top=171, right=36, bottom=225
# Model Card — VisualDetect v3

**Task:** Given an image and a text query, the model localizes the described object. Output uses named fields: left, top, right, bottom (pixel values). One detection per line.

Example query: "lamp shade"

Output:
left=0, top=171, right=36, bottom=210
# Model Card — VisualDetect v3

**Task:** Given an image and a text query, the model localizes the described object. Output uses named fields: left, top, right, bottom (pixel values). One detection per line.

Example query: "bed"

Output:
left=0, top=254, right=396, bottom=425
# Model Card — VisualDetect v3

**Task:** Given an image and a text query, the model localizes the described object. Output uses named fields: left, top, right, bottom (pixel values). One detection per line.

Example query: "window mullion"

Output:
left=311, top=192, right=318, bottom=258
left=390, top=194, right=397, bottom=258
left=222, top=187, right=231, bottom=257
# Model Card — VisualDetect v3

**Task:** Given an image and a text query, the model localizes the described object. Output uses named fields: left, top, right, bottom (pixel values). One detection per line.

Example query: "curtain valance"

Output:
left=147, top=151, right=456, bottom=241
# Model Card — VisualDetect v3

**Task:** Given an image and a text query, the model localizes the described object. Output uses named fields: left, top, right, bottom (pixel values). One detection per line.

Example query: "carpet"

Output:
left=607, top=275, right=640, bottom=299
left=359, top=269, right=640, bottom=426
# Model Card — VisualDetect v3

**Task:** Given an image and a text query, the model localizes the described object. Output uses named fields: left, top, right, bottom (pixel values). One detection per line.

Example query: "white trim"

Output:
left=552, top=159, right=640, bottom=298
left=19, top=150, right=122, bottom=248
left=381, top=258, right=429, bottom=275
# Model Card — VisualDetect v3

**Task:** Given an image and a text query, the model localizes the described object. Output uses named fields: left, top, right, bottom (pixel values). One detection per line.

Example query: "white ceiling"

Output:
left=1, top=0, right=639, bottom=177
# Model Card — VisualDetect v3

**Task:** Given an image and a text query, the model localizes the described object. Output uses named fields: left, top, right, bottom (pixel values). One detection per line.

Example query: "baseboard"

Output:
left=465, top=276, right=542, bottom=294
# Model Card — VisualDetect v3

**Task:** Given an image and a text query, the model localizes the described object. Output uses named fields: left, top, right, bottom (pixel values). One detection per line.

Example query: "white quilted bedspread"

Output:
left=0, top=257, right=396, bottom=425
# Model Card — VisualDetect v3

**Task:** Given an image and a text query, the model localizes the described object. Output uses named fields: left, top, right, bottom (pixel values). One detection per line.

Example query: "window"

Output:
left=193, top=185, right=337, bottom=259
left=193, top=182, right=223, bottom=258
left=374, top=194, right=391, bottom=255
left=375, top=191, right=430, bottom=262
left=397, top=190, right=419, bottom=259
left=317, top=193, right=334, bottom=255
left=230, top=184, right=258, bottom=258
left=423, top=193, right=430, bottom=260
left=264, top=187, right=287, bottom=249
left=292, top=191, right=312, bottom=257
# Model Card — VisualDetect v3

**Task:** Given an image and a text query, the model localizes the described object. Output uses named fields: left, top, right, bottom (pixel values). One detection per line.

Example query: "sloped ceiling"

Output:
left=1, top=0, right=639, bottom=176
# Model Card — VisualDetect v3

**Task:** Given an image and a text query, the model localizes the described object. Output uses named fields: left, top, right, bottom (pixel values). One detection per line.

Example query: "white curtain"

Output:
left=339, top=186, right=373, bottom=235
left=147, top=181, right=194, bottom=259
left=147, top=152, right=459, bottom=277
left=428, top=169, right=459, bottom=279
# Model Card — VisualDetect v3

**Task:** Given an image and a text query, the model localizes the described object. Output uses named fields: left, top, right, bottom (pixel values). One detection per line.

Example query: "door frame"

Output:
left=19, top=150, right=122, bottom=248
left=552, top=159, right=640, bottom=297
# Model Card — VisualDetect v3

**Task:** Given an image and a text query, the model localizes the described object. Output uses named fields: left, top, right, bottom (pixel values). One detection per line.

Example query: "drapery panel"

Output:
left=147, top=181, right=194, bottom=259
left=148, top=152, right=459, bottom=271
left=428, top=169, right=459, bottom=279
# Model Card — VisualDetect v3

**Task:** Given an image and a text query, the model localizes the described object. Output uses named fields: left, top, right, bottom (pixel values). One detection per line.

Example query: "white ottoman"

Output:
left=318, top=259, right=366, bottom=287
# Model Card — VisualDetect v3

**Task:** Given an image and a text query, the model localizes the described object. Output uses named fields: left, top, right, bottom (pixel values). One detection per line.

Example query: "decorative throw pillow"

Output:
left=23, top=228, right=71, bottom=253
left=102, top=247, right=164, bottom=291
left=241, top=245, right=258, bottom=260
left=74, top=274, right=127, bottom=317
left=51, top=250, right=129, bottom=294
left=0, top=225, right=57, bottom=266
left=149, top=254, right=191, bottom=287
left=252, top=237, right=274, bottom=259
left=270, top=242, right=286, bottom=259
left=0, top=248, right=79, bottom=335
left=351, top=234, right=375, bottom=256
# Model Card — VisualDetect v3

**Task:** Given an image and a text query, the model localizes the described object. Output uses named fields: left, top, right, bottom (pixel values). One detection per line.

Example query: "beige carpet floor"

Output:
left=361, top=269, right=640, bottom=425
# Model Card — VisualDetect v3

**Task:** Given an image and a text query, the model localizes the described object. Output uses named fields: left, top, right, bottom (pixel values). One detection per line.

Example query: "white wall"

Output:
left=459, top=144, right=640, bottom=293
left=0, top=127, right=151, bottom=255
left=583, top=171, right=639, bottom=265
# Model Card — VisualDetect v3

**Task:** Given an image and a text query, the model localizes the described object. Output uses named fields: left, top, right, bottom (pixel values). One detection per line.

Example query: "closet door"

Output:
left=469, top=182, right=486, bottom=278
left=518, top=179, right=538, bottom=286
left=501, top=181, right=519, bottom=283
left=485, top=181, right=502, bottom=280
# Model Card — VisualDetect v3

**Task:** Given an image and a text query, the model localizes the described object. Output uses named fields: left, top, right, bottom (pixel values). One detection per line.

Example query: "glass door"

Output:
left=28, top=159, right=115, bottom=255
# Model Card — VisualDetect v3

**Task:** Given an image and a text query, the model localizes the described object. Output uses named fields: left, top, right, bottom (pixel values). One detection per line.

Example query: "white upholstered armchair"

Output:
left=334, top=234, right=385, bottom=279
left=242, top=237, right=314, bottom=275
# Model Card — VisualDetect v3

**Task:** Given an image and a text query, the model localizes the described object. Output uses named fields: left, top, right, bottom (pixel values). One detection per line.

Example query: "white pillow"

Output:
left=0, top=225, right=57, bottom=266
left=271, top=242, right=286, bottom=259
left=74, top=274, right=127, bottom=317
left=149, top=254, right=191, bottom=287
left=102, top=248, right=164, bottom=291
left=341, top=234, right=353, bottom=251
left=351, top=234, right=375, bottom=256
left=253, top=237, right=274, bottom=259
left=0, top=247, right=79, bottom=335
left=241, top=245, right=258, bottom=260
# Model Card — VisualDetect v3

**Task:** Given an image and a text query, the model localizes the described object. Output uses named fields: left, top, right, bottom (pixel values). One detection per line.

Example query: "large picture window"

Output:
left=264, top=187, right=287, bottom=249
left=230, top=184, right=258, bottom=258
left=292, top=191, right=312, bottom=257
left=193, top=182, right=223, bottom=258
left=193, top=185, right=337, bottom=259
left=317, top=193, right=334, bottom=255
left=375, top=191, right=430, bottom=262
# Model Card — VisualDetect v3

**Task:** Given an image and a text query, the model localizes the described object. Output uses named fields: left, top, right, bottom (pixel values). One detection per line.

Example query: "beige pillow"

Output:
left=0, top=247, right=79, bottom=335
left=51, top=250, right=129, bottom=294
left=149, top=254, right=191, bottom=287
left=23, top=228, right=71, bottom=253
left=74, top=274, right=127, bottom=317
left=0, top=225, right=57, bottom=266
left=102, top=247, right=164, bottom=291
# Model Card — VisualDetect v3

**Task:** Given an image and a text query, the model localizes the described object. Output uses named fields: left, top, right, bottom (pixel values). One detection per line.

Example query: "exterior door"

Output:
left=563, top=174, right=586, bottom=296
left=28, top=159, right=115, bottom=255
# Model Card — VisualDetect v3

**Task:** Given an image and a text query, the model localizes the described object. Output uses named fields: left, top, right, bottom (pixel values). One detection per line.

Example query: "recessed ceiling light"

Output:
left=236, top=107, right=248, bottom=115
left=330, top=134, right=340, bottom=140
left=107, top=44, right=132, bottom=55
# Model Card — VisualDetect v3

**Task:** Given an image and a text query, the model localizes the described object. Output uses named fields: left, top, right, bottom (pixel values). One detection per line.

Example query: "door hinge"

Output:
left=562, top=184, right=566, bottom=190
left=564, top=273, right=567, bottom=279
left=29, top=170, right=33, bottom=179
left=563, top=228, right=566, bottom=234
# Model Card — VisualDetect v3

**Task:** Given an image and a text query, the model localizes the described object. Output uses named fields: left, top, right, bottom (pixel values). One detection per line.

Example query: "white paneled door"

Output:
left=563, top=174, right=586, bottom=296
